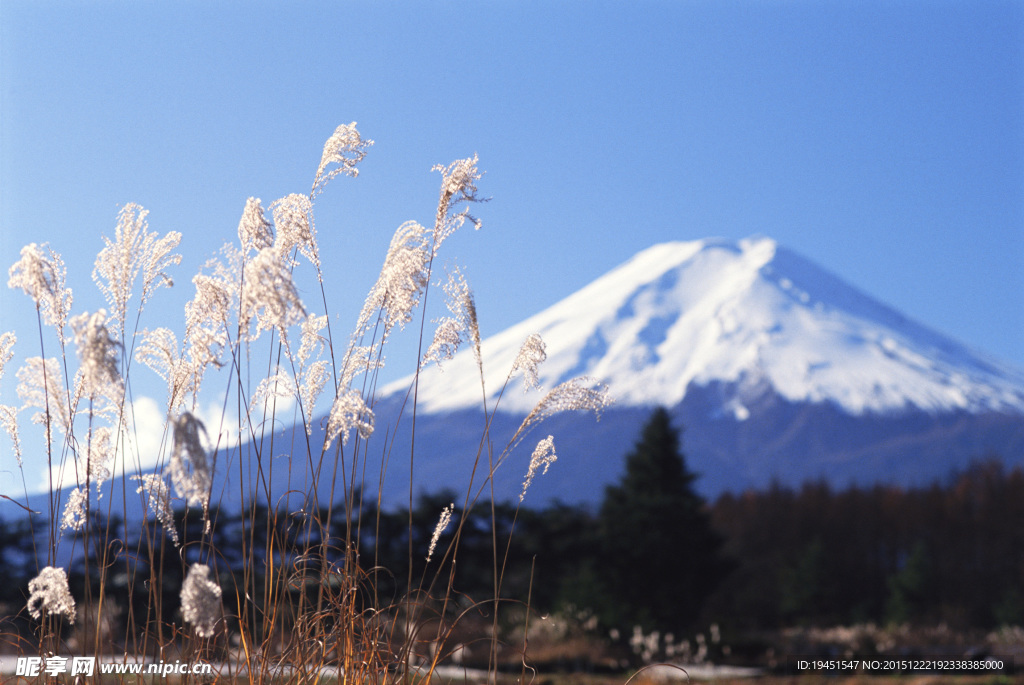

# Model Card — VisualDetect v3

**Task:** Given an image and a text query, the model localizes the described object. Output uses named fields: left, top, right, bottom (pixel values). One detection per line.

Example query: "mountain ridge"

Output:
left=389, top=235, right=1024, bottom=417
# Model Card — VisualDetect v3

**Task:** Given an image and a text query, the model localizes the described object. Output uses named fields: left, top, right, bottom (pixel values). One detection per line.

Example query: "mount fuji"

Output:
left=5, top=236, right=1023, bottom=523
left=370, top=235, right=1024, bottom=502
left=395, top=236, right=1024, bottom=416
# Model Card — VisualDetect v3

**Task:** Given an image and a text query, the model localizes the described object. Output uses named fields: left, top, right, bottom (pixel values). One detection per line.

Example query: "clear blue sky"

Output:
left=1, top=1, right=1022, bottom=402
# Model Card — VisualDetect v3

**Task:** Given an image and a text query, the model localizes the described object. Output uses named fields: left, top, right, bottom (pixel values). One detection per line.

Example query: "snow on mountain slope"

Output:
left=386, top=236, right=1024, bottom=417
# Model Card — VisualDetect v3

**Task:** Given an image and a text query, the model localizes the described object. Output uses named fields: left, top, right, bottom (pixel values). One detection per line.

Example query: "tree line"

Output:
left=708, top=457, right=1024, bottom=631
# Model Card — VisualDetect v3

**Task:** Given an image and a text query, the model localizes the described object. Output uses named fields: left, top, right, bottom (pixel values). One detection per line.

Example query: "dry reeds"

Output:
left=0, top=123, right=609, bottom=684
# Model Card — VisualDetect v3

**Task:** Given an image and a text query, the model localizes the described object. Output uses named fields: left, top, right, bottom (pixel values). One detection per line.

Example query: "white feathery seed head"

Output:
left=424, top=317, right=464, bottom=371
left=241, top=247, right=306, bottom=339
left=512, top=333, right=547, bottom=392
left=141, top=230, right=182, bottom=305
left=520, top=435, right=556, bottom=502
left=93, top=204, right=181, bottom=332
left=339, top=344, right=381, bottom=389
left=87, top=425, right=113, bottom=489
left=249, top=368, right=295, bottom=417
left=170, top=412, right=213, bottom=511
left=189, top=249, right=240, bottom=325
left=323, top=388, right=374, bottom=450
left=16, top=356, right=70, bottom=445
left=272, top=193, right=319, bottom=270
left=427, top=503, right=454, bottom=562
left=356, top=221, right=430, bottom=338
left=95, top=203, right=149, bottom=322
left=312, top=122, right=373, bottom=198
left=0, top=332, right=15, bottom=383
left=133, top=473, right=179, bottom=546
left=181, top=564, right=222, bottom=638
left=516, top=377, right=612, bottom=445
left=136, top=328, right=178, bottom=382
left=136, top=327, right=190, bottom=411
left=0, top=333, right=18, bottom=465
left=8, top=243, right=73, bottom=342
left=61, top=486, right=89, bottom=532
left=70, top=309, right=122, bottom=400
left=237, top=197, right=274, bottom=255
left=0, top=404, right=21, bottom=466
left=184, top=248, right=238, bottom=384
left=297, top=313, right=328, bottom=368
left=290, top=314, right=331, bottom=423
left=27, top=566, right=76, bottom=624
left=431, top=155, right=484, bottom=251
left=298, top=361, right=330, bottom=433
left=424, top=268, right=480, bottom=371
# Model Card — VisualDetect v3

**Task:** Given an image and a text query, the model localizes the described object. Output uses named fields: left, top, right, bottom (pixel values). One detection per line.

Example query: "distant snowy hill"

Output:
left=389, top=236, right=1024, bottom=418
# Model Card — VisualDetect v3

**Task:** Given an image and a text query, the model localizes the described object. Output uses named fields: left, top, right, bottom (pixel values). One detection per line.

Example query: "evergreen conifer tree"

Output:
left=596, top=407, right=730, bottom=633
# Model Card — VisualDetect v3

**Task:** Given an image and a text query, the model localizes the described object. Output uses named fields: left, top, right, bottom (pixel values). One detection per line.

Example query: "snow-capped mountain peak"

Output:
left=388, top=236, right=1024, bottom=417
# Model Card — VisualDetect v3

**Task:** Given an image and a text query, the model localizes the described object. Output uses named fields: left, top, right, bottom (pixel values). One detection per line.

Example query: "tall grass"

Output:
left=0, top=123, right=610, bottom=683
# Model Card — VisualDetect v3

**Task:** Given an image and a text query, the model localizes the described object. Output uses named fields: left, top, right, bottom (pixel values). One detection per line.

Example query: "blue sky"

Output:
left=0, top=2, right=1022, bottom=490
